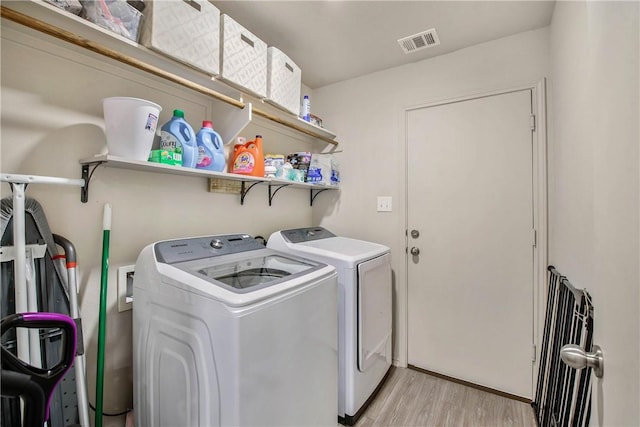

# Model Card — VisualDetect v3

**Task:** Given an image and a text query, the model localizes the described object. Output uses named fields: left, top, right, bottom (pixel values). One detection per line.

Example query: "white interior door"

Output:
left=407, top=90, right=535, bottom=398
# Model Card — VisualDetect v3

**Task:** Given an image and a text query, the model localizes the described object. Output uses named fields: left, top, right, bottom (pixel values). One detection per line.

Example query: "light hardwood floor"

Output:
left=354, top=367, right=537, bottom=427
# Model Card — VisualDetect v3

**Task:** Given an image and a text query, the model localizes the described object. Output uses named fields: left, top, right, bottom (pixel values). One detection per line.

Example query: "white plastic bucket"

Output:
left=103, top=97, right=162, bottom=161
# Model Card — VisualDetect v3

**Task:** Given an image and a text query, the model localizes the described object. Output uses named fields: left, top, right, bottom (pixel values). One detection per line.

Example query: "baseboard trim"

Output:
left=407, top=365, right=533, bottom=404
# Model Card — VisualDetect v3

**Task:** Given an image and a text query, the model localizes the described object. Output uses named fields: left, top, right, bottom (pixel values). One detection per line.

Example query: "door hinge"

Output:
left=532, top=344, right=537, bottom=362
left=530, top=114, right=536, bottom=131
left=533, top=229, right=537, bottom=247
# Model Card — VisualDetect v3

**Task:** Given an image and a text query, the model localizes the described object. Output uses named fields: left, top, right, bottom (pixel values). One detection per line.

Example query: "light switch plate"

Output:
left=377, top=196, right=392, bottom=212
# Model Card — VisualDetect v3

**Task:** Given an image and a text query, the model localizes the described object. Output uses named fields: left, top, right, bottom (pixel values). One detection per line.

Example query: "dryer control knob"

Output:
left=210, top=239, right=223, bottom=249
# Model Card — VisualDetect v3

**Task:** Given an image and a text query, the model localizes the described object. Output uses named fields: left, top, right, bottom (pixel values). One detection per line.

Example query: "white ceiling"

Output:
left=211, top=1, right=556, bottom=89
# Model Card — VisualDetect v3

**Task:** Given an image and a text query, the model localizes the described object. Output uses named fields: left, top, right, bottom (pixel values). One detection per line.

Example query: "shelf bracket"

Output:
left=268, top=183, right=292, bottom=206
left=310, top=188, right=330, bottom=206
left=240, top=180, right=262, bottom=205
left=80, top=161, right=105, bottom=203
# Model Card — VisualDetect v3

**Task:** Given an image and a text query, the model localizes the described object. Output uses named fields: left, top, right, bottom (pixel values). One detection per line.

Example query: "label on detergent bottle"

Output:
left=145, top=113, right=158, bottom=132
left=233, top=152, right=255, bottom=173
left=160, top=131, right=183, bottom=163
left=196, top=146, right=212, bottom=168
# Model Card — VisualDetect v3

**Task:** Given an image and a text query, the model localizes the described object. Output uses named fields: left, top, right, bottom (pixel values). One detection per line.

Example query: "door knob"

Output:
left=410, top=247, right=420, bottom=256
left=560, top=344, right=604, bottom=378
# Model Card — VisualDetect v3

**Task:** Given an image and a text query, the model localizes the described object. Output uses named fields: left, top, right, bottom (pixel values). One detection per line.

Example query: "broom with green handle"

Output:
left=95, top=203, right=111, bottom=427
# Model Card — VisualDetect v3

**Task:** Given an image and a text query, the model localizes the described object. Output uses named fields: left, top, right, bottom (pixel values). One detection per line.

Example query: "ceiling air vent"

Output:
left=397, top=28, right=440, bottom=54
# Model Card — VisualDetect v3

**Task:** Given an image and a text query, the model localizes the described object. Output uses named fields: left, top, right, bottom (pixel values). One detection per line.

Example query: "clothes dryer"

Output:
left=133, top=234, right=337, bottom=427
left=268, top=227, right=392, bottom=425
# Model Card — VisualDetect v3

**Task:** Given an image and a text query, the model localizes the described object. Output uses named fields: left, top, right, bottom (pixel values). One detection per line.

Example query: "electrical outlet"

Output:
left=117, top=265, right=135, bottom=312
left=377, top=196, right=393, bottom=212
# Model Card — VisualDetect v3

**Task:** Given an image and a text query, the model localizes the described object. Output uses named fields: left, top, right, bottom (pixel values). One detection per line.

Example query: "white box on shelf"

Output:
left=266, top=47, right=301, bottom=115
left=220, top=14, right=267, bottom=98
left=139, top=0, right=220, bottom=76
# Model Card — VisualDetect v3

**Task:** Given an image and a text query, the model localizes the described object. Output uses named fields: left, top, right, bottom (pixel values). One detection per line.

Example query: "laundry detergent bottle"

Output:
left=160, top=109, right=197, bottom=168
left=230, top=135, right=264, bottom=177
left=195, top=121, right=226, bottom=172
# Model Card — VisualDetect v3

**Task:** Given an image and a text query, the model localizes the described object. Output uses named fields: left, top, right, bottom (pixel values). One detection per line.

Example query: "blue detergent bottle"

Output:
left=160, top=109, right=197, bottom=168
left=195, top=121, right=226, bottom=172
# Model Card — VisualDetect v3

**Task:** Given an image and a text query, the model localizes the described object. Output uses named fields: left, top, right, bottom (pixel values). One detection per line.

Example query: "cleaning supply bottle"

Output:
left=301, top=95, right=310, bottom=122
left=159, top=109, right=197, bottom=168
left=195, top=121, right=226, bottom=172
left=230, top=135, right=265, bottom=177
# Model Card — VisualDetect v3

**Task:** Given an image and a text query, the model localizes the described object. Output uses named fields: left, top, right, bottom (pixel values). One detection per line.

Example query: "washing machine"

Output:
left=133, top=233, right=338, bottom=427
left=268, top=227, right=392, bottom=425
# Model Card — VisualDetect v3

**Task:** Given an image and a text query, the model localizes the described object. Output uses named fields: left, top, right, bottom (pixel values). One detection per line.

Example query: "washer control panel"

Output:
left=209, top=239, right=224, bottom=249
left=154, top=234, right=264, bottom=264
left=280, top=227, right=336, bottom=243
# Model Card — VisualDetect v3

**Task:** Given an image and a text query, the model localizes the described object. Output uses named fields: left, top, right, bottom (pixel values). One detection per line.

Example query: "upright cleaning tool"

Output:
left=1, top=312, right=77, bottom=427
left=95, top=203, right=111, bottom=427
left=54, top=234, right=91, bottom=427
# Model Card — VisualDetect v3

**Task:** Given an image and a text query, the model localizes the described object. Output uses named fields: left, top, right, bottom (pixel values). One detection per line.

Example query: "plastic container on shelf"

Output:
left=265, top=154, right=286, bottom=178
left=159, top=109, right=197, bottom=168
left=82, top=0, right=143, bottom=42
left=230, top=135, right=265, bottom=177
left=195, top=121, right=226, bottom=172
left=306, top=153, right=339, bottom=186
left=301, top=95, right=310, bottom=122
left=286, top=152, right=312, bottom=181
left=44, top=0, right=83, bottom=15
left=102, top=96, right=161, bottom=161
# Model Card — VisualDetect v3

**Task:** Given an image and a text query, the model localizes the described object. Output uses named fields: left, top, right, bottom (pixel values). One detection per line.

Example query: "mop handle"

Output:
left=95, top=203, right=111, bottom=427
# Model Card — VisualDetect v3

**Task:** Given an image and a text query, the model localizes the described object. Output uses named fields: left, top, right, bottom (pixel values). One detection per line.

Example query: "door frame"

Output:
left=400, top=80, right=548, bottom=396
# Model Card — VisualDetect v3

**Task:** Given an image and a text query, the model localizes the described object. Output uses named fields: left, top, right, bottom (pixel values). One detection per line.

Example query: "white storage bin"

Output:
left=220, top=14, right=267, bottom=98
left=139, top=0, right=220, bottom=76
left=266, top=47, right=301, bottom=115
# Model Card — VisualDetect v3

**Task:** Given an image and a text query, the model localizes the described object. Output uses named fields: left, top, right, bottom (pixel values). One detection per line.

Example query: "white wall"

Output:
left=312, top=28, right=550, bottom=365
left=1, top=21, right=316, bottom=426
left=313, top=2, right=640, bottom=425
left=548, top=2, right=640, bottom=425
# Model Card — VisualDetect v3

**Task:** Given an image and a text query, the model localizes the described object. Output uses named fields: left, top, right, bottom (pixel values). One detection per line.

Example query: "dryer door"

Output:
left=357, top=253, right=392, bottom=372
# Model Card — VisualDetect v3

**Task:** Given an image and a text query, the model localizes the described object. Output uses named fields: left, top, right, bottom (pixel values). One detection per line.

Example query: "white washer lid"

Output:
left=294, top=237, right=389, bottom=268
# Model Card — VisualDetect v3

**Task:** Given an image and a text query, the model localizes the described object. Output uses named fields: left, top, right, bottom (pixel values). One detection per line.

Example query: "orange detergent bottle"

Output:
left=230, top=135, right=265, bottom=177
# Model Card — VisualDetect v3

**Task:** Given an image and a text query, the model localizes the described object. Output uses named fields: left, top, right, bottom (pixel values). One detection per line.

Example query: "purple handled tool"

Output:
left=1, top=312, right=77, bottom=427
